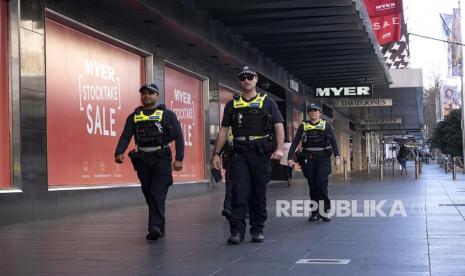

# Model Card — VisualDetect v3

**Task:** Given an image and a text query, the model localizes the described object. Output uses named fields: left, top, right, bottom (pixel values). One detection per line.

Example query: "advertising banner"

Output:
left=370, top=14, right=402, bottom=45
left=364, top=0, right=403, bottom=45
left=441, top=83, right=461, bottom=118
left=0, top=0, right=9, bottom=187
left=164, top=65, right=205, bottom=182
left=381, top=20, right=410, bottom=69
left=364, top=0, right=403, bottom=18
left=46, top=19, right=143, bottom=186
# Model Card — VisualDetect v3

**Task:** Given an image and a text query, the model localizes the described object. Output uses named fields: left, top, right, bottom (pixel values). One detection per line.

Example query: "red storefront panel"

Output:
left=0, top=0, right=10, bottom=188
left=164, top=65, right=205, bottom=182
left=46, top=19, right=142, bottom=186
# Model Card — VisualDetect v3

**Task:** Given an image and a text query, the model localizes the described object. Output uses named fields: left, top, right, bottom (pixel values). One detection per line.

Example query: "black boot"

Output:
left=251, top=233, right=264, bottom=242
left=227, top=233, right=244, bottom=245
left=146, top=227, right=162, bottom=241
left=308, top=214, right=319, bottom=221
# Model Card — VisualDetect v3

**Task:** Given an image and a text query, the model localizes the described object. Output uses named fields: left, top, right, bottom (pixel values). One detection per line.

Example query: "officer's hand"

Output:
left=335, top=156, right=341, bottom=168
left=211, top=154, right=221, bottom=170
left=173, top=160, right=183, bottom=171
left=287, top=159, right=295, bottom=167
left=271, top=149, right=284, bottom=160
left=115, top=154, right=124, bottom=164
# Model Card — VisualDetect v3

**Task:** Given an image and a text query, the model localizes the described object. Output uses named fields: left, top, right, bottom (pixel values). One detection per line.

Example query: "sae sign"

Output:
left=314, top=86, right=372, bottom=98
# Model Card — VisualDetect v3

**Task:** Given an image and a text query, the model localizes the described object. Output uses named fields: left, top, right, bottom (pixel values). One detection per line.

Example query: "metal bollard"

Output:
left=379, top=159, right=384, bottom=179
left=452, top=157, right=457, bottom=180
left=366, top=157, right=370, bottom=174
left=415, top=156, right=420, bottom=179
left=343, top=157, right=348, bottom=179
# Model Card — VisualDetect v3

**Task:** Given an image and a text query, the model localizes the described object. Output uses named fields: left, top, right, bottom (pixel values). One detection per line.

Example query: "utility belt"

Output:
left=233, top=135, right=269, bottom=141
left=128, top=146, right=171, bottom=170
left=232, top=135, right=275, bottom=156
left=302, top=148, right=332, bottom=160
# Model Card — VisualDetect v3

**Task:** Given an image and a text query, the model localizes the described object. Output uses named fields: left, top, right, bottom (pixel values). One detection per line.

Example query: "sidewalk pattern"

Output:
left=1, top=162, right=465, bottom=275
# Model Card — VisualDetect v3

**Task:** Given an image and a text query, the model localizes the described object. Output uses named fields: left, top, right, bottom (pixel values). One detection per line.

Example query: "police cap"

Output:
left=306, top=103, right=321, bottom=112
left=237, top=66, right=258, bottom=78
left=139, top=83, right=159, bottom=94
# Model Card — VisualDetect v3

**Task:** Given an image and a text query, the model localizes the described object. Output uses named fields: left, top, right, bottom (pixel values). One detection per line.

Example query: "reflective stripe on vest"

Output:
left=134, top=109, right=164, bottom=123
left=233, top=93, right=267, bottom=109
left=303, top=120, right=326, bottom=132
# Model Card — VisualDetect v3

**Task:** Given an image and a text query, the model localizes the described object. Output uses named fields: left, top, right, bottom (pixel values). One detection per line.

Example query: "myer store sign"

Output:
left=359, top=118, right=402, bottom=125
left=335, top=98, right=392, bottom=108
left=314, top=85, right=372, bottom=98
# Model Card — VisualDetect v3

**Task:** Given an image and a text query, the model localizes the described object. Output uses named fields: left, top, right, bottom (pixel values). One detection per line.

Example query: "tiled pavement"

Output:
left=1, top=161, right=465, bottom=276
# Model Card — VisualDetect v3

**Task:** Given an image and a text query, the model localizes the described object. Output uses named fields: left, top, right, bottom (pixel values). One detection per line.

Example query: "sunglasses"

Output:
left=239, top=74, right=255, bottom=81
left=140, top=90, right=157, bottom=95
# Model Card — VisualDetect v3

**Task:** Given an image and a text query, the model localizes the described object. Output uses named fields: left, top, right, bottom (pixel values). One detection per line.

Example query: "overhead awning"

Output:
left=196, top=0, right=392, bottom=88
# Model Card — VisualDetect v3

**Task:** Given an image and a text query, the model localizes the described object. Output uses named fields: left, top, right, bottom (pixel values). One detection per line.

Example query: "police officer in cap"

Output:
left=287, top=103, right=340, bottom=221
left=212, top=66, right=285, bottom=244
left=115, top=83, right=184, bottom=240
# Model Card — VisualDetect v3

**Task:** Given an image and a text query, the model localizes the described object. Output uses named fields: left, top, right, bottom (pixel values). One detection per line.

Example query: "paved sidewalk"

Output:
left=1, top=162, right=465, bottom=276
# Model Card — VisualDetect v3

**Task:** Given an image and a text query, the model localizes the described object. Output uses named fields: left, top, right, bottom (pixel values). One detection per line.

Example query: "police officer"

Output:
left=287, top=103, right=340, bottom=222
left=212, top=66, right=285, bottom=244
left=114, top=83, right=184, bottom=240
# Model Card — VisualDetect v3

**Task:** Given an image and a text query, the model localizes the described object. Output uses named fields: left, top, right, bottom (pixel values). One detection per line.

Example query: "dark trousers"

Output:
left=223, top=168, right=232, bottom=210
left=229, top=151, right=271, bottom=235
left=301, top=157, right=331, bottom=216
left=136, top=155, right=173, bottom=233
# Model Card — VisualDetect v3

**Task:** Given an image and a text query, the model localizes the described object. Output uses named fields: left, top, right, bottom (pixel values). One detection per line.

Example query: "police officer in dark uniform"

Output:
left=287, top=103, right=340, bottom=222
left=212, top=66, right=285, bottom=244
left=115, top=83, right=184, bottom=240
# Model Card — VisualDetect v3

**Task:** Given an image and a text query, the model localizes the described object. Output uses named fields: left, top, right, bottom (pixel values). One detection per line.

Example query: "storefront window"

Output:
left=164, top=65, right=205, bottom=182
left=46, top=19, right=143, bottom=186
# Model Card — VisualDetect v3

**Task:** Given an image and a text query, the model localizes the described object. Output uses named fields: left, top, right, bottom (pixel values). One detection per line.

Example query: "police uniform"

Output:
left=288, top=107, right=339, bottom=221
left=221, top=85, right=284, bottom=241
left=115, top=84, right=184, bottom=239
left=221, top=129, right=234, bottom=218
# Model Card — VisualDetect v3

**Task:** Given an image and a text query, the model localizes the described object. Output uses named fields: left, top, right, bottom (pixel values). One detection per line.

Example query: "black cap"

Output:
left=237, top=66, right=258, bottom=77
left=139, top=83, right=159, bottom=94
left=306, top=103, right=321, bottom=111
